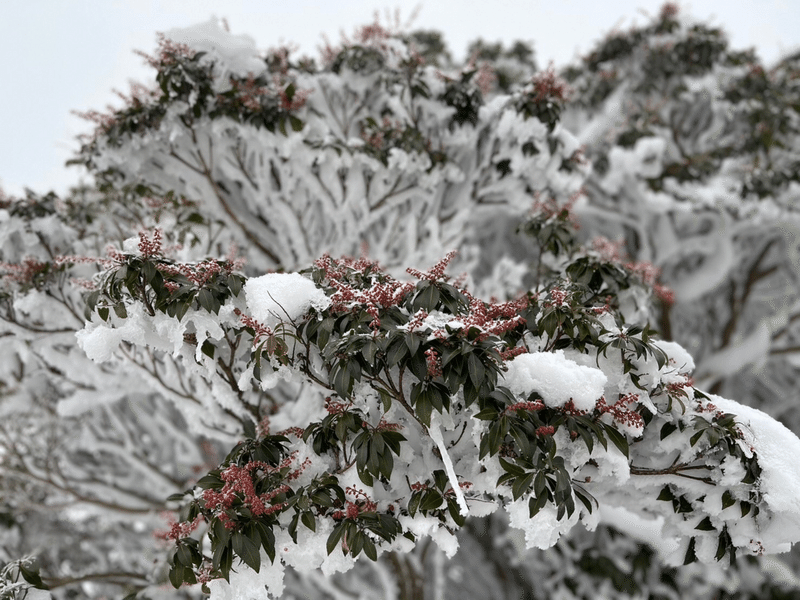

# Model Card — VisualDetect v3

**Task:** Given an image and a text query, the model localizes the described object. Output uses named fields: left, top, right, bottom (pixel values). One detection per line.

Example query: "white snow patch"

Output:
left=501, top=351, right=607, bottom=411
left=599, top=505, right=680, bottom=557
left=166, top=18, right=264, bottom=78
left=506, top=498, right=580, bottom=550
left=709, top=394, right=800, bottom=552
left=429, top=414, right=469, bottom=516
left=655, top=340, right=696, bottom=374
left=398, top=515, right=459, bottom=558
left=76, top=323, right=127, bottom=362
left=207, top=550, right=284, bottom=600
left=244, top=273, right=330, bottom=329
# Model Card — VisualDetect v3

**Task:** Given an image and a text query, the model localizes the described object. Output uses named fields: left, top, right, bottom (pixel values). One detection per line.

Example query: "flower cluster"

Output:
left=406, top=250, right=457, bottom=282
left=157, top=514, right=204, bottom=542
left=157, top=258, right=242, bottom=288
left=135, top=32, right=196, bottom=68
left=425, top=348, right=443, bottom=378
left=529, top=66, right=571, bottom=104
left=457, top=293, right=528, bottom=341
left=0, top=258, right=48, bottom=288
left=504, top=400, right=545, bottom=415
left=315, top=255, right=415, bottom=329
left=325, top=397, right=352, bottom=415
left=137, top=229, right=163, bottom=258
left=597, top=394, right=645, bottom=434
left=331, top=487, right=378, bottom=520
left=234, top=309, right=274, bottom=347
left=531, top=192, right=580, bottom=227
left=202, top=462, right=290, bottom=524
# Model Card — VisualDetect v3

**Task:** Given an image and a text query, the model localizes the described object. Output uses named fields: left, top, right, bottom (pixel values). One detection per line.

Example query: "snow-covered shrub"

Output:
left=2, top=6, right=800, bottom=600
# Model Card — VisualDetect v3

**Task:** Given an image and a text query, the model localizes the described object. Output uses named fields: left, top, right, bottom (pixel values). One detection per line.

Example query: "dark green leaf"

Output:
left=301, top=511, right=316, bottom=532
left=695, top=516, right=714, bottom=531
left=232, top=531, right=261, bottom=572
left=721, top=490, right=735, bottom=510
left=603, top=425, right=629, bottom=458
left=327, top=521, right=347, bottom=555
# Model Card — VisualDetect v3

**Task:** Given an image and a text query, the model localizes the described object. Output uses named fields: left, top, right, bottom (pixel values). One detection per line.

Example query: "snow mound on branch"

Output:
left=506, top=498, right=581, bottom=550
left=207, top=549, right=284, bottom=600
left=655, top=339, right=696, bottom=373
left=501, top=350, right=607, bottom=411
left=244, top=273, right=330, bottom=329
left=165, top=18, right=264, bottom=78
left=710, top=394, right=800, bottom=552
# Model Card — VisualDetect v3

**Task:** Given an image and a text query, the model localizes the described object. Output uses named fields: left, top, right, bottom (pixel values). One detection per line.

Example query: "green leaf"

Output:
left=695, top=516, right=714, bottom=531
left=467, top=353, right=485, bottom=388
left=660, top=422, right=678, bottom=440
left=349, top=531, right=365, bottom=557
left=414, top=282, right=440, bottom=312
left=419, top=490, right=444, bottom=512
left=657, top=486, right=674, bottom=502
left=498, top=457, right=526, bottom=476
left=528, top=491, right=548, bottom=517
left=197, top=288, right=220, bottom=314
left=363, top=536, right=378, bottom=561
left=254, top=522, right=276, bottom=563
left=574, top=487, right=595, bottom=514
left=416, top=393, right=433, bottom=427
left=386, top=340, right=408, bottom=368
left=512, top=472, right=534, bottom=500
left=175, top=543, right=194, bottom=568
left=721, top=490, right=736, bottom=510
left=683, top=537, right=697, bottom=565
left=168, top=564, right=186, bottom=589
left=405, top=332, right=420, bottom=355
left=243, top=419, right=257, bottom=439
left=433, top=470, right=447, bottom=491
left=18, top=564, right=48, bottom=590
left=327, top=521, right=347, bottom=555
left=474, top=407, right=499, bottom=421
left=301, top=510, right=316, bottom=532
left=690, top=428, right=705, bottom=447
left=603, top=424, right=629, bottom=458
left=232, top=531, right=261, bottom=572
left=408, top=491, right=422, bottom=517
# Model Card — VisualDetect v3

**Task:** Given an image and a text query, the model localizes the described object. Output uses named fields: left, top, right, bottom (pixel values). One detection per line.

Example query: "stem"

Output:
left=629, top=462, right=715, bottom=485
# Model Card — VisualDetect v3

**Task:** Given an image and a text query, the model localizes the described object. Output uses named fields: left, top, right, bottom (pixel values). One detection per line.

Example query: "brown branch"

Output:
left=630, top=463, right=715, bottom=485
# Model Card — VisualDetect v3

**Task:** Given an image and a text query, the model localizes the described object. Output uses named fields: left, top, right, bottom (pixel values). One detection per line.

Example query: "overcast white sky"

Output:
left=0, top=0, right=797, bottom=197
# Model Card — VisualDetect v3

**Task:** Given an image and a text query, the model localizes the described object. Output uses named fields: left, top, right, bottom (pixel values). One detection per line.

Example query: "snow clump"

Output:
left=501, top=350, right=607, bottom=411
left=244, top=273, right=330, bottom=330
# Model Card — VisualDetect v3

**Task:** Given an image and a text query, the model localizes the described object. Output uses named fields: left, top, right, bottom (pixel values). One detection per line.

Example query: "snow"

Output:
left=501, top=350, right=607, bottom=411
left=601, top=137, right=666, bottom=193
left=76, top=321, right=128, bottom=363
left=709, top=394, right=800, bottom=552
left=207, top=551, right=284, bottom=600
left=506, top=498, right=581, bottom=550
left=429, top=414, right=469, bottom=516
left=654, top=340, right=696, bottom=373
left=599, top=505, right=681, bottom=557
left=398, top=515, right=459, bottom=558
left=244, top=273, right=330, bottom=330
left=165, top=18, right=264, bottom=79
